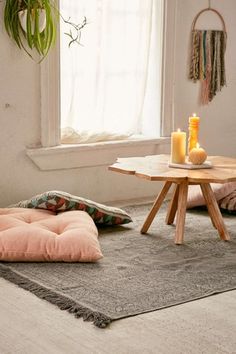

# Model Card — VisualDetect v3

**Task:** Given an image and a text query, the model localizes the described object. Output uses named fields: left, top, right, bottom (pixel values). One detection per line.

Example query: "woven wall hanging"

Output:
left=189, top=1, right=227, bottom=104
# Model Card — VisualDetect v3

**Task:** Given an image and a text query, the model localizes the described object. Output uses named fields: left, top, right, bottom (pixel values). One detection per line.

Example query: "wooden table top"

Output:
left=108, top=155, right=236, bottom=183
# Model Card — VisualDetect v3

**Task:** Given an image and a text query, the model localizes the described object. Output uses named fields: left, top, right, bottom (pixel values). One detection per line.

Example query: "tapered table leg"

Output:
left=166, top=184, right=179, bottom=225
left=200, top=183, right=230, bottom=241
left=202, top=191, right=217, bottom=229
left=175, top=182, right=188, bottom=245
left=141, top=181, right=172, bottom=234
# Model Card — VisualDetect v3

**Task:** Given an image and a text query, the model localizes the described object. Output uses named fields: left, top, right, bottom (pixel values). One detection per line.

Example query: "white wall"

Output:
left=174, top=0, right=236, bottom=156
left=0, top=0, right=235, bottom=207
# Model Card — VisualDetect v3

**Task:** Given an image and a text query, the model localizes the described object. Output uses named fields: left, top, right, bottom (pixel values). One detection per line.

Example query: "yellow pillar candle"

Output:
left=171, top=129, right=186, bottom=164
left=188, top=113, right=200, bottom=154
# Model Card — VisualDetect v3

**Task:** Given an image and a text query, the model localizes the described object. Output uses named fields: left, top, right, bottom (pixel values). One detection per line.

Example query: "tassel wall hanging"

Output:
left=189, top=1, right=227, bottom=104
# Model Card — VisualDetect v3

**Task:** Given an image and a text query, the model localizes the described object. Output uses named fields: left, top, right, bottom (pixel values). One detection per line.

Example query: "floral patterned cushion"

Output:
left=10, top=191, right=132, bottom=226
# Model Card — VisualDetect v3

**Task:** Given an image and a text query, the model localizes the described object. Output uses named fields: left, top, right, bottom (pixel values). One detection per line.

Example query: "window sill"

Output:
left=26, top=137, right=171, bottom=171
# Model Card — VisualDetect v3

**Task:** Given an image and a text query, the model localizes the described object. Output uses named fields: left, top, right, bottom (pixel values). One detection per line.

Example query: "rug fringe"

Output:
left=0, top=264, right=112, bottom=328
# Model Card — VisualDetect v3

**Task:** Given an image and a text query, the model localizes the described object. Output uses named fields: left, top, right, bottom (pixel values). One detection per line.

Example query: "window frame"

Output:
left=28, top=0, right=177, bottom=170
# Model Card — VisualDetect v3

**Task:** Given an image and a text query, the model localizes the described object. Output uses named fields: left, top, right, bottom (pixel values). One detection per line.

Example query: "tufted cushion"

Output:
left=10, top=191, right=132, bottom=226
left=0, top=208, right=103, bottom=262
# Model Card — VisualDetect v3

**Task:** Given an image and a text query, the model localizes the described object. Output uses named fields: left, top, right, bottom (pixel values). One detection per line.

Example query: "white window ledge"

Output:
left=27, top=137, right=171, bottom=171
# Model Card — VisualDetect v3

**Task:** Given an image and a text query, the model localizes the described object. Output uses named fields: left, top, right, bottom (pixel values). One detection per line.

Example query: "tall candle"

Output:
left=171, top=129, right=186, bottom=164
left=188, top=113, right=200, bottom=154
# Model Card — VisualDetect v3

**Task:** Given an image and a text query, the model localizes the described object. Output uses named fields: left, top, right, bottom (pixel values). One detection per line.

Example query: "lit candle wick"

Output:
left=196, top=142, right=200, bottom=148
left=193, top=113, right=196, bottom=117
left=177, top=128, right=181, bottom=132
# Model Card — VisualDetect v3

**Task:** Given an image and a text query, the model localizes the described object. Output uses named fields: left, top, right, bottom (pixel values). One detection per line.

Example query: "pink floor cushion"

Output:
left=187, top=182, right=236, bottom=209
left=10, top=191, right=132, bottom=226
left=0, top=208, right=103, bottom=262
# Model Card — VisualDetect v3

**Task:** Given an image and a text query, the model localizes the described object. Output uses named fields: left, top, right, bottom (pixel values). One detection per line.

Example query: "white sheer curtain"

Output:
left=60, top=0, right=163, bottom=143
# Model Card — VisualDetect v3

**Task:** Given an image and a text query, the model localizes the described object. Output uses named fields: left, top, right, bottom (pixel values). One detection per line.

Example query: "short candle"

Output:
left=171, top=128, right=186, bottom=164
left=188, top=143, right=207, bottom=165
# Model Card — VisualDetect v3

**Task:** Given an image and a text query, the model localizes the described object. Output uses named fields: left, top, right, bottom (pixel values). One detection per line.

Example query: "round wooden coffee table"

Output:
left=109, top=155, right=236, bottom=244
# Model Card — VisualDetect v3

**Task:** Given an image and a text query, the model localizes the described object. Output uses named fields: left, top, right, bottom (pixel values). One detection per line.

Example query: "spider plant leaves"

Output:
left=42, top=1, right=57, bottom=58
left=4, top=0, right=22, bottom=49
left=26, top=8, right=33, bottom=49
left=4, top=0, right=87, bottom=61
left=34, top=8, right=42, bottom=54
left=4, top=0, right=58, bottom=60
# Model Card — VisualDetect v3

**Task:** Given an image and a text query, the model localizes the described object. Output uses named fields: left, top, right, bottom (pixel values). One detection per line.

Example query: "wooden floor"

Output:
left=0, top=277, right=236, bottom=354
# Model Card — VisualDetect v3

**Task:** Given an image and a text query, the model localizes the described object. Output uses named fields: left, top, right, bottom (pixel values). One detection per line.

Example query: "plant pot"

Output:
left=18, top=9, right=46, bottom=33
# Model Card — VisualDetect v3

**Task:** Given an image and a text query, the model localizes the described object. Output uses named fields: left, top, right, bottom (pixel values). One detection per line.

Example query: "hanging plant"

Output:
left=4, top=0, right=87, bottom=60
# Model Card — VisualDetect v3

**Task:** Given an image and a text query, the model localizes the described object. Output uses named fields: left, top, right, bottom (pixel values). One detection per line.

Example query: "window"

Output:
left=60, top=0, right=164, bottom=144
left=31, top=0, right=176, bottom=170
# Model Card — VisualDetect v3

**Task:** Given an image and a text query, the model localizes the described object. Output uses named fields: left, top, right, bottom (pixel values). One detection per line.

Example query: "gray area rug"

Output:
left=0, top=203, right=236, bottom=328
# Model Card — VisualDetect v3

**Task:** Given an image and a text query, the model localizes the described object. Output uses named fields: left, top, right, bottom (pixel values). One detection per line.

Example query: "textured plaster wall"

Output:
left=0, top=0, right=235, bottom=207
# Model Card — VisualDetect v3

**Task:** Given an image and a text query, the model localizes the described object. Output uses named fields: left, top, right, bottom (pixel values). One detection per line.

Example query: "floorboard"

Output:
left=0, top=278, right=236, bottom=354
